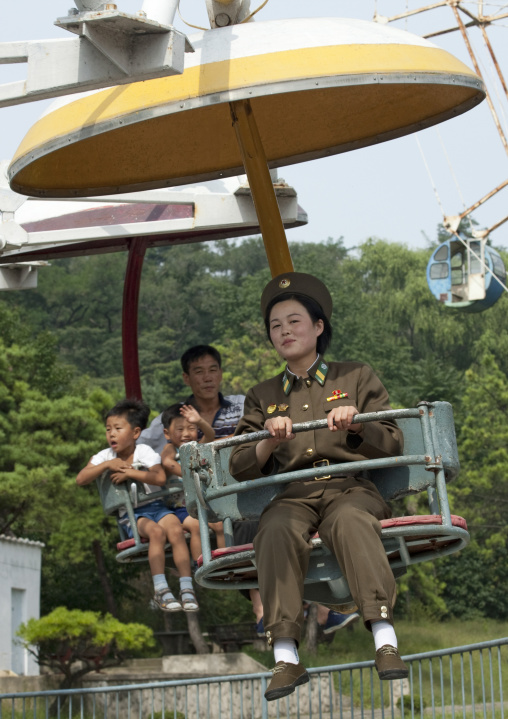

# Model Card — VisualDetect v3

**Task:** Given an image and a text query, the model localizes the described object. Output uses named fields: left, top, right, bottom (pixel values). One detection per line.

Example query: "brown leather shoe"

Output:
left=375, top=645, right=409, bottom=680
left=264, top=661, right=309, bottom=701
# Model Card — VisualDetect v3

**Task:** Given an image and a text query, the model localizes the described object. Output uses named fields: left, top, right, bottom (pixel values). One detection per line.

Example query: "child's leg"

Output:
left=209, top=521, right=225, bottom=548
left=158, top=513, right=192, bottom=577
left=182, top=516, right=202, bottom=561
left=158, top=513, right=199, bottom=612
left=137, top=516, right=168, bottom=576
left=137, top=516, right=181, bottom=611
left=250, top=588, right=264, bottom=623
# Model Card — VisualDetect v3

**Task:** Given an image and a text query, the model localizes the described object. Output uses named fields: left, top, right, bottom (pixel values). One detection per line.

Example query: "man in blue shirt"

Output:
left=140, top=345, right=245, bottom=453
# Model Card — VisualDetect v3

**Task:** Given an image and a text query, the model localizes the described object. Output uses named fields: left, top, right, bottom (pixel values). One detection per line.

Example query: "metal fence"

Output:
left=1, top=638, right=506, bottom=719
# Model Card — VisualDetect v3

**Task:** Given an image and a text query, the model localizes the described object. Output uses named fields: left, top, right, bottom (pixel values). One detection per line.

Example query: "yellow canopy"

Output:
left=9, top=17, right=484, bottom=198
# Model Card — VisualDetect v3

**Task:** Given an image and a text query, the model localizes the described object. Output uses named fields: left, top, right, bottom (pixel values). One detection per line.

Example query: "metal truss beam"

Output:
left=0, top=7, right=193, bottom=108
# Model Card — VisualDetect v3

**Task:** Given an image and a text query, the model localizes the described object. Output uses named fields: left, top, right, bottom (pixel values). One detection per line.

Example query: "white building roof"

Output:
left=0, top=534, right=44, bottom=548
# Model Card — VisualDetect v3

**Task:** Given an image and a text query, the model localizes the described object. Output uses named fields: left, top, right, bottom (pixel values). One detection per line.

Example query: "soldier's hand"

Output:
left=264, top=416, right=295, bottom=443
left=327, top=405, right=363, bottom=434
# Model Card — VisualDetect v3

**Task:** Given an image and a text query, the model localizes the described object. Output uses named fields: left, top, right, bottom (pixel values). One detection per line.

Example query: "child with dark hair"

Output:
left=161, top=402, right=225, bottom=560
left=77, top=399, right=199, bottom=613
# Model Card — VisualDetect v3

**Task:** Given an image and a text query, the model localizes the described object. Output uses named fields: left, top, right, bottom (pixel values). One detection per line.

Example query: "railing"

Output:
left=1, top=638, right=506, bottom=719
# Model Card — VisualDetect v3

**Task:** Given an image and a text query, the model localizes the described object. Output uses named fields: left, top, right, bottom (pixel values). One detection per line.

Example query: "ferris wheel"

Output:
left=374, top=1, right=508, bottom=310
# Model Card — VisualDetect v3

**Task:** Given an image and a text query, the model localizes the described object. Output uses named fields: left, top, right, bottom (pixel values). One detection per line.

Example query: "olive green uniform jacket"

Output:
left=230, top=358, right=402, bottom=481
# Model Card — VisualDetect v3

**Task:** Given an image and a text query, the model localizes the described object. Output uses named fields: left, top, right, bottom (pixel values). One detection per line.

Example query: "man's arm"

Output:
left=138, top=413, right=166, bottom=454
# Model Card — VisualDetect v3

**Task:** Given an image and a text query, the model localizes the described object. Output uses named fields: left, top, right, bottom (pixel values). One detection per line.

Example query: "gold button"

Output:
left=305, top=379, right=312, bottom=387
left=305, top=448, right=314, bottom=456
left=302, top=404, right=309, bottom=411
left=381, top=612, right=388, bottom=619
left=381, top=606, right=387, bottom=612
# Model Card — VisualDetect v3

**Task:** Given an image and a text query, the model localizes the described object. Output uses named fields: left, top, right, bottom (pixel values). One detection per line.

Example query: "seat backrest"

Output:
left=180, top=401, right=459, bottom=523
left=96, top=472, right=131, bottom=516
left=96, top=473, right=179, bottom=516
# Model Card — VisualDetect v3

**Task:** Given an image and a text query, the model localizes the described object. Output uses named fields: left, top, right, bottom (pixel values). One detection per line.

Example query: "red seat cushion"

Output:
left=117, top=537, right=149, bottom=551
left=196, top=515, right=467, bottom=566
left=380, top=514, right=467, bottom=530
left=197, top=543, right=254, bottom=567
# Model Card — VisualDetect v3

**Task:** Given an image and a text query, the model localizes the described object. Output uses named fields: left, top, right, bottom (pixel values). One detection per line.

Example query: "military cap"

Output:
left=261, top=272, right=333, bottom=321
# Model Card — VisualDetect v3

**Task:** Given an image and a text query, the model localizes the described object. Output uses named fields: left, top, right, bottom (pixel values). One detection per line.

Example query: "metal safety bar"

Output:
left=179, top=402, right=467, bottom=598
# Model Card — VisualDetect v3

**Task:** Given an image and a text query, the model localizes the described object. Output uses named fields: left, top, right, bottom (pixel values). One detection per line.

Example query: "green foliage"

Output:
left=394, top=562, right=447, bottom=621
left=215, top=327, right=284, bottom=395
left=436, top=542, right=508, bottom=620
left=17, top=607, right=154, bottom=688
left=454, top=351, right=508, bottom=547
left=0, top=307, right=143, bottom=617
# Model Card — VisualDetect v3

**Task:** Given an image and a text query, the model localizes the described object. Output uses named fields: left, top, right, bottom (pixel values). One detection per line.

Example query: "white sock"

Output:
left=273, top=638, right=299, bottom=665
left=372, top=620, right=397, bottom=650
left=179, top=576, right=194, bottom=599
left=153, top=574, right=174, bottom=599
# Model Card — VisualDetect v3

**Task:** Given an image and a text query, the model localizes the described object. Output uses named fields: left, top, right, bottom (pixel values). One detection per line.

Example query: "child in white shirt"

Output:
left=76, top=399, right=198, bottom=612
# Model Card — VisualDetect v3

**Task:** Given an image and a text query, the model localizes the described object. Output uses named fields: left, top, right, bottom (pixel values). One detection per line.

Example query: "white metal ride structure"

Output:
left=0, top=162, right=305, bottom=290
left=0, top=0, right=307, bottom=398
left=0, top=0, right=258, bottom=289
left=0, top=0, right=193, bottom=107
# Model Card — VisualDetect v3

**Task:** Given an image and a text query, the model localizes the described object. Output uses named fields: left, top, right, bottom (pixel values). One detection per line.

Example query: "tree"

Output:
left=450, top=351, right=508, bottom=550
left=0, top=304, right=143, bottom=618
left=17, top=607, right=155, bottom=712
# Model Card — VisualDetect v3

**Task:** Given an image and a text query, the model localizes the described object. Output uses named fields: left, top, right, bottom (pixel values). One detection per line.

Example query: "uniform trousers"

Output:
left=253, top=475, right=396, bottom=645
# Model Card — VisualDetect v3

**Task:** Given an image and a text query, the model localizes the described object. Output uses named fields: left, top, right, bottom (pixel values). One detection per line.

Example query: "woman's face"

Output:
left=269, top=299, right=324, bottom=366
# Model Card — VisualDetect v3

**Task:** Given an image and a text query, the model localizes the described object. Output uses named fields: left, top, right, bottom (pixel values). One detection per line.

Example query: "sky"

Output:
left=1, top=1, right=508, bottom=252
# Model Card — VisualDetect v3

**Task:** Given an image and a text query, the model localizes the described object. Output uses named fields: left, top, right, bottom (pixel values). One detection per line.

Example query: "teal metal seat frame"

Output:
left=95, top=474, right=184, bottom=563
left=179, top=401, right=469, bottom=606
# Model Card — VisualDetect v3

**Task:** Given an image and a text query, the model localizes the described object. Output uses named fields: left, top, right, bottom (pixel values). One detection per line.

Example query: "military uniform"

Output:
left=229, top=356, right=403, bottom=646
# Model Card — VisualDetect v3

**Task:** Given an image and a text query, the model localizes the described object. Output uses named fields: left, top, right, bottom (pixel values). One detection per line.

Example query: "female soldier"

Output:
left=229, top=272, right=408, bottom=701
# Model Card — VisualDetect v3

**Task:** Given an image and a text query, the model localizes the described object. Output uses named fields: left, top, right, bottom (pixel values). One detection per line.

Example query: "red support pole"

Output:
left=122, top=237, right=148, bottom=400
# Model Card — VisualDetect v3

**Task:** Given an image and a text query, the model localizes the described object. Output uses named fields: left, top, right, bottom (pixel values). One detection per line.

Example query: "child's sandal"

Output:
left=180, top=588, right=199, bottom=612
left=154, top=589, right=182, bottom=612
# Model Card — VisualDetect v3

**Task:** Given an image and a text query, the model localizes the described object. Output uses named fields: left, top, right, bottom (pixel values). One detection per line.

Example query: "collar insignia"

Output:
left=314, top=360, right=328, bottom=386
left=282, top=372, right=292, bottom=395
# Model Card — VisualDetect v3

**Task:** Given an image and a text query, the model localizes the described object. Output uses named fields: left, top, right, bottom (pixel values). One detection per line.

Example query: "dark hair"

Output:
left=264, top=293, right=332, bottom=355
left=161, top=403, right=184, bottom=430
left=106, top=399, right=150, bottom=430
left=180, top=345, right=222, bottom=374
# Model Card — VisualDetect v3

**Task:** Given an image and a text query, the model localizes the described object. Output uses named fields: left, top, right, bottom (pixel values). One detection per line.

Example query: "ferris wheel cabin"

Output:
left=427, top=237, right=506, bottom=312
